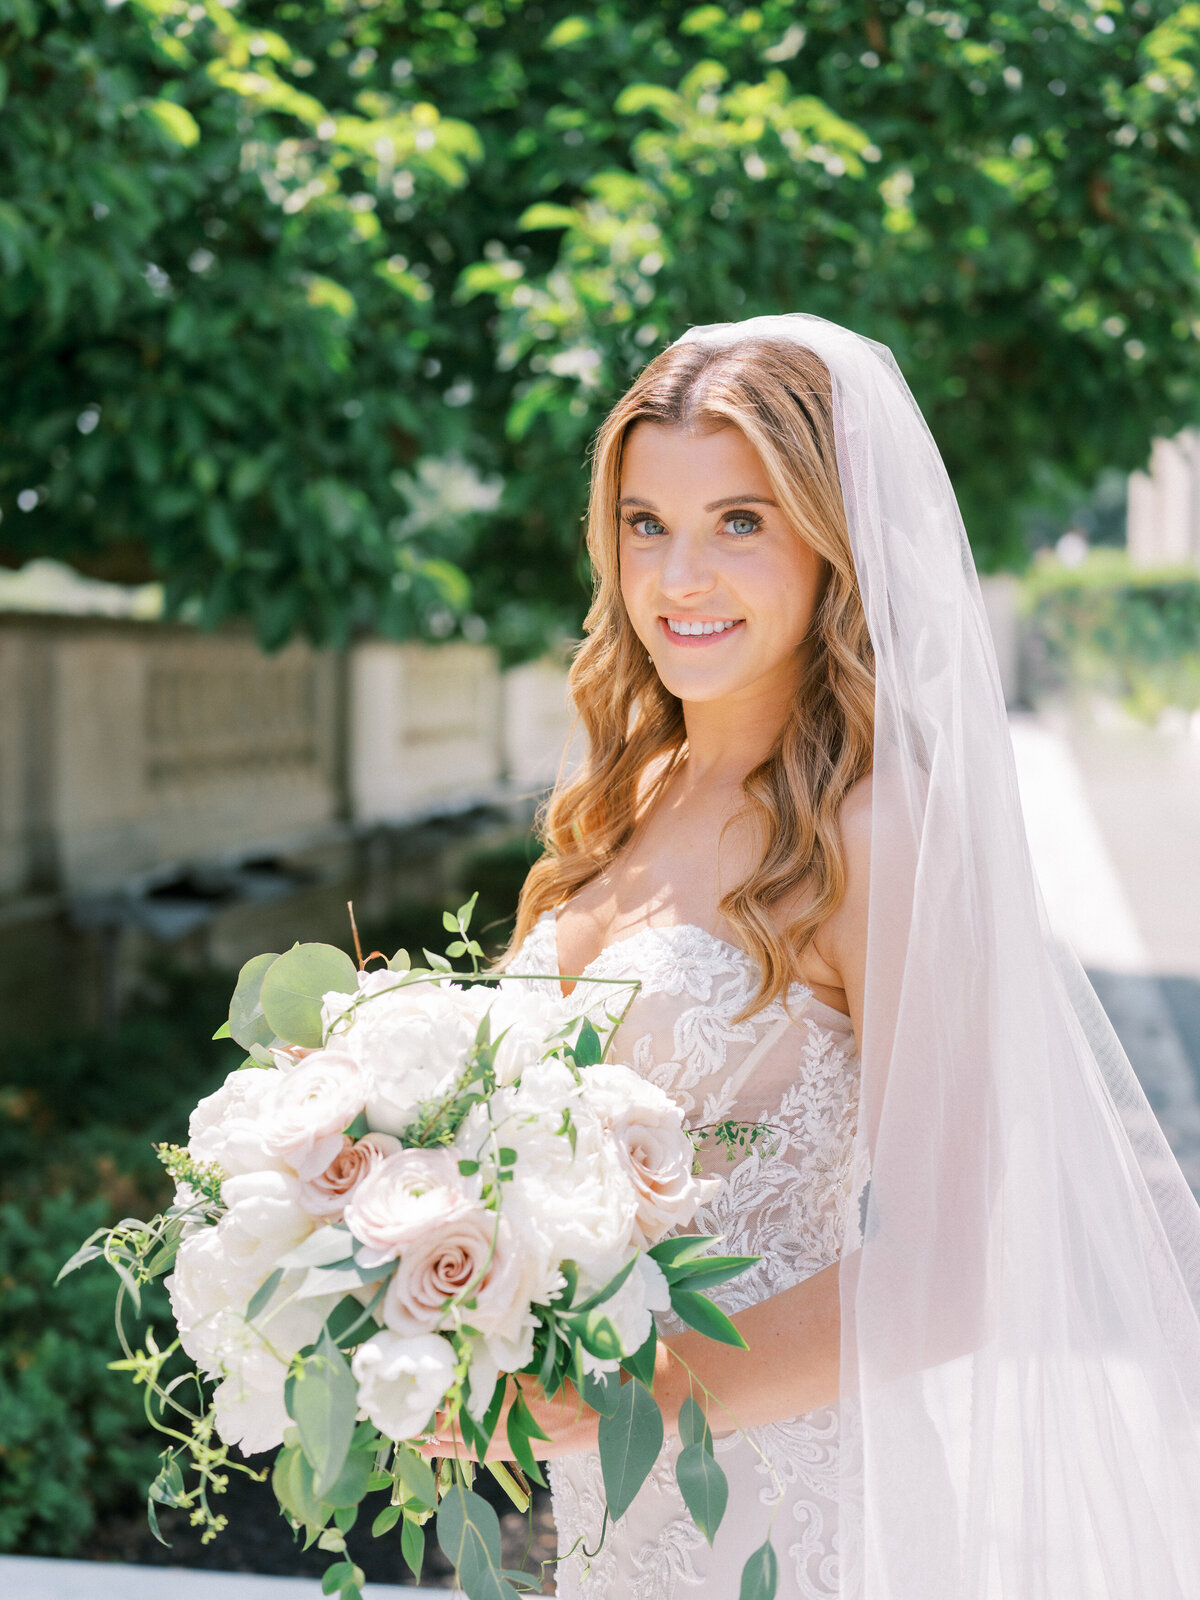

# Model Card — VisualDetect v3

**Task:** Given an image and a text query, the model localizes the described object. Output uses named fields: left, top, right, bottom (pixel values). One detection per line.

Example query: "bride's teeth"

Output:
left=665, top=618, right=740, bottom=635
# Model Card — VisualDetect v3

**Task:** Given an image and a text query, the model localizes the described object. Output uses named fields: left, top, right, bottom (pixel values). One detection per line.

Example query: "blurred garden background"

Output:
left=2, top=0, right=1200, bottom=1591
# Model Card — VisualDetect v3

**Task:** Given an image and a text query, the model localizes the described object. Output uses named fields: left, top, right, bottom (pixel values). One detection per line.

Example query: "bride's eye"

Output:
left=622, top=512, right=666, bottom=537
left=725, top=510, right=763, bottom=537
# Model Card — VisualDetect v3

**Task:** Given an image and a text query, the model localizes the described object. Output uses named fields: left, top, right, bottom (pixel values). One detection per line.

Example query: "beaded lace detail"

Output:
left=505, top=911, right=863, bottom=1598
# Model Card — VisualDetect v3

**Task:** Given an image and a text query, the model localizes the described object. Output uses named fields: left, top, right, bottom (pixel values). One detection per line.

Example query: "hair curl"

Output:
left=504, top=335, right=875, bottom=1020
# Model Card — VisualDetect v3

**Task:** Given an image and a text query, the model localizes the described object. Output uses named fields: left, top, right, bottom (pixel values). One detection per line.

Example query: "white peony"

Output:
left=188, top=1065, right=288, bottom=1178
left=482, top=980, right=570, bottom=1087
left=257, top=1051, right=368, bottom=1180
left=489, top=1057, right=638, bottom=1288
left=322, top=972, right=490, bottom=1135
left=579, top=1062, right=719, bottom=1246
left=351, top=1330, right=457, bottom=1440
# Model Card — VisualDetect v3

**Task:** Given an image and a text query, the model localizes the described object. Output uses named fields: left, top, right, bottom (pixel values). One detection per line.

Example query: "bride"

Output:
left=427, top=314, right=1200, bottom=1599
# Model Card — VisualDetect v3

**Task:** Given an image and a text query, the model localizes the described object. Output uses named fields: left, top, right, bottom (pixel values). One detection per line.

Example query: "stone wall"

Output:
left=0, top=615, right=573, bottom=904
left=1127, top=429, right=1200, bottom=569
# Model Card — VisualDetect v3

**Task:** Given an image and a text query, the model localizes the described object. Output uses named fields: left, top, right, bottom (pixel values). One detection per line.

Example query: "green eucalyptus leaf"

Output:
left=572, top=1018, right=602, bottom=1067
left=260, top=944, right=358, bottom=1048
left=435, top=1484, right=520, bottom=1600
left=647, top=1235, right=715, bottom=1270
left=571, top=1253, right=638, bottom=1314
left=505, top=1390, right=549, bottom=1487
left=581, top=1368, right=621, bottom=1420
left=665, top=1254, right=759, bottom=1293
left=739, top=1538, right=779, bottom=1600
left=675, top=1441, right=728, bottom=1546
left=246, top=1266, right=285, bottom=1323
left=285, top=1327, right=358, bottom=1500
left=597, top=1378, right=663, bottom=1522
left=677, top=1395, right=713, bottom=1453
left=228, top=951, right=280, bottom=1051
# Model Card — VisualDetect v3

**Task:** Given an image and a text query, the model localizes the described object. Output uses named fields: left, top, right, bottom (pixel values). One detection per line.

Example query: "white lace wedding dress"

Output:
left=505, top=908, right=863, bottom=1598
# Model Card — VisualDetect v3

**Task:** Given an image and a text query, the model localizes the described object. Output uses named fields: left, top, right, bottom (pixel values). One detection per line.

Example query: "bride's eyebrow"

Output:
left=617, top=494, right=780, bottom=511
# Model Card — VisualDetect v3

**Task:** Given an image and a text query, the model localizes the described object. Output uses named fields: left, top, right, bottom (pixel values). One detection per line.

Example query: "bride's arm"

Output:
left=652, top=775, right=870, bottom=1435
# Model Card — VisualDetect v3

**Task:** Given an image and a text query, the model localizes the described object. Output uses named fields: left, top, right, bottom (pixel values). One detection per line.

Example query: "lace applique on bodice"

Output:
left=505, top=910, right=863, bottom=1598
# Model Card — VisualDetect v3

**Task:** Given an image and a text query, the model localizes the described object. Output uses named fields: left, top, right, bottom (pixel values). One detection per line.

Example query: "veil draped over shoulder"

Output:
left=671, top=314, right=1200, bottom=1599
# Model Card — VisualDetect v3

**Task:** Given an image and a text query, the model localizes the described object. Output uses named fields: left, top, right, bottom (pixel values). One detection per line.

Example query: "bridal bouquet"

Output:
left=61, top=897, right=757, bottom=1600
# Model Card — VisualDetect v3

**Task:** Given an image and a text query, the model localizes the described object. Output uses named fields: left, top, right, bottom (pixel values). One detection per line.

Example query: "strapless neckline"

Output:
left=540, top=906, right=854, bottom=1028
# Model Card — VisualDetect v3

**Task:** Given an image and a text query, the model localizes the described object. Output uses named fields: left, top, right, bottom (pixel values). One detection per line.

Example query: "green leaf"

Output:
left=573, top=1018, right=602, bottom=1067
left=505, top=1390, right=550, bottom=1487
left=322, top=1560, right=356, bottom=1595
left=392, top=1444, right=437, bottom=1512
left=677, top=1395, right=712, bottom=1453
left=668, top=1288, right=748, bottom=1349
left=739, top=1538, right=779, bottom=1599
left=581, top=1369, right=621, bottom=1420
left=246, top=1266, right=284, bottom=1323
left=571, top=1253, right=638, bottom=1314
left=675, top=1441, right=728, bottom=1546
left=285, top=1327, right=358, bottom=1499
left=621, top=1321, right=657, bottom=1388
left=211, top=1019, right=232, bottom=1040
left=141, top=97, right=201, bottom=147
left=516, top=201, right=580, bottom=231
left=320, top=1438, right=374, bottom=1510
left=435, top=1484, right=521, bottom=1600
left=665, top=1255, right=759, bottom=1293
left=400, top=1513, right=425, bottom=1582
left=260, top=944, right=358, bottom=1047
left=228, top=951, right=280, bottom=1051
left=597, top=1378, right=663, bottom=1522
left=567, top=1310, right=622, bottom=1362
left=371, top=1503, right=401, bottom=1537
left=647, top=1235, right=715, bottom=1271
left=272, top=1445, right=325, bottom=1532
left=443, top=909, right=460, bottom=931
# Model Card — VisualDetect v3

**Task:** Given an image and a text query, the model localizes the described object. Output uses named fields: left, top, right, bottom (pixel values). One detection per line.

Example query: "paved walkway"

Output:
left=1009, top=708, right=1200, bottom=1193
left=0, top=1557, right=457, bottom=1599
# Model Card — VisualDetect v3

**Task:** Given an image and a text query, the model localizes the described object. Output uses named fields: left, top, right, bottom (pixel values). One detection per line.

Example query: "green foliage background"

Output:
left=3, top=0, right=1200, bottom=658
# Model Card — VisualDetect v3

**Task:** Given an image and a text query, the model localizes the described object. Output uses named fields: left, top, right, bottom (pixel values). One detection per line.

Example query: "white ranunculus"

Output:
left=579, top=1062, right=719, bottom=1246
left=344, top=1147, right=480, bottom=1270
left=579, top=1255, right=671, bottom=1376
left=188, top=1065, right=288, bottom=1178
left=351, top=1330, right=457, bottom=1441
left=258, top=1051, right=368, bottom=1180
left=322, top=972, right=490, bottom=1136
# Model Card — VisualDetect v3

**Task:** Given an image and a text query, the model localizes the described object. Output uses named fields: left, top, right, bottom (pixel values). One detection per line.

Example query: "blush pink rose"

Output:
left=296, top=1132, right=402, bottom=1222
left=382, top=1205, right=524, bottom=1339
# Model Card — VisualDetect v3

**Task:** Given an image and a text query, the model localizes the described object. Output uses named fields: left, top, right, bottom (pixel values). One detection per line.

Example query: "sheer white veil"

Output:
left=671, top=313, right=1200, bottom=1598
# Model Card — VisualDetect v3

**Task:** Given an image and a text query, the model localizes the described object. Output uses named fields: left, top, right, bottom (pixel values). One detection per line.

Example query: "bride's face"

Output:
left=618, top=421, right=826, bottom=710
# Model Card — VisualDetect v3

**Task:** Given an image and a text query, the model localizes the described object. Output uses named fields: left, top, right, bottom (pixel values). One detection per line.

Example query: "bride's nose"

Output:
left=657, top=530, right=717, bottom=600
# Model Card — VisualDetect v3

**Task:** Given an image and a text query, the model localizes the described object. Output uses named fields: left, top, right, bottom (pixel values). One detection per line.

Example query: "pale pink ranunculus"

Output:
left=258, top=1051, right=367, bottom=1180
left=343, top=1147, right=478, bottom=1269
left=382, top=1204, right=524, bottom=1338
left=296, top=1131, right=401, bottom=1222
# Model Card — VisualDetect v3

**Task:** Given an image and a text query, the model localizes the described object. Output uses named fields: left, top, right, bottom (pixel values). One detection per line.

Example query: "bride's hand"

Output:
left=414, top=1375, right=600, bottom=1463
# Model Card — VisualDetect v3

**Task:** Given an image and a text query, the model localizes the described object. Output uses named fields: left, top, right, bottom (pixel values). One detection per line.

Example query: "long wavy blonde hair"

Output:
left=504, top=334, right=876, bottom=1019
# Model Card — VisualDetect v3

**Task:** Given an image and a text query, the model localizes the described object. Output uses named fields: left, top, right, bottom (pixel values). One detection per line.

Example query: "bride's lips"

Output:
left=658, top=617, right=745, bottom=649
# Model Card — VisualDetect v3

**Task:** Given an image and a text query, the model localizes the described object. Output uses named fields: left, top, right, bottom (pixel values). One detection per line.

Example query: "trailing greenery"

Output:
left=0, top=849, right=533, bottom=1558
left=4, top=1, right=1200, bottom=655
left=1021, top=548, right=1200, bottom=719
